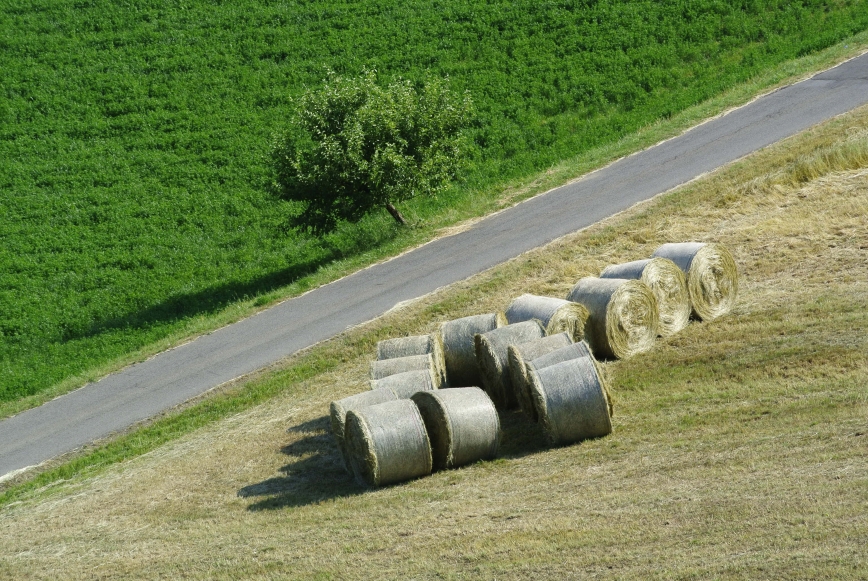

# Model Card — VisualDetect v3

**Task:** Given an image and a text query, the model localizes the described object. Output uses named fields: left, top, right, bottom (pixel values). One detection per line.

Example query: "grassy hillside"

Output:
left=3, top=0, right=868, bottom=405
left=1, top=101, right=866, bottom=580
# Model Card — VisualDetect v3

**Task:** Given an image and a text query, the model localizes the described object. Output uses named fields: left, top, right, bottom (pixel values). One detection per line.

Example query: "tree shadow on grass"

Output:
left=60, top=218, right=401, bottom=344
left=240, top=409, right=552, bottom=510
left=238, top=415, right=365, bottom=510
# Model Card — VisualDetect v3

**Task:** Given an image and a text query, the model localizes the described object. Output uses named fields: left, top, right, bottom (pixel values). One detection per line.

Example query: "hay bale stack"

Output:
left=411, top=388, right=500, bottom=471
left=370, top=368, right=438, bottom=398
left=475, top=320, right=546, bottom=409
left=377, top=334, right=447, bottom=387
left=439, top=313, right=506, bottom=387
left=344, top=399, right=433, bottom=487
left=527, top=349, right=612, bottom=446
left=601, top=257, right=690, bottom=337
left=651, top=242, right=738, bottom=321
left=330, top=389, right=399, bottom=473
left=370, top=353, right=434, bottom=380
left=507, top=332, right=573, bottom=421
left=504, top=294, right=589, bottom=342
left=566, top=277, right=658, bottom=359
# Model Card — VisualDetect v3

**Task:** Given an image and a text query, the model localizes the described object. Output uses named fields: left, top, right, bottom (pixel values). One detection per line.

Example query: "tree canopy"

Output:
left=270, top=71, right=474, bottom=235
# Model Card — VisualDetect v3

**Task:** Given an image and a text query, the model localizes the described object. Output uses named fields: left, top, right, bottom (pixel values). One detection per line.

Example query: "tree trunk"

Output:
left=385, top=202, right=407, bottom=226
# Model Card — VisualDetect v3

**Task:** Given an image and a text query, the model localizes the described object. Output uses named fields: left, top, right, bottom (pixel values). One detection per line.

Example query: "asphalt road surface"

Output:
left=3, top=53, right=868, bottom=480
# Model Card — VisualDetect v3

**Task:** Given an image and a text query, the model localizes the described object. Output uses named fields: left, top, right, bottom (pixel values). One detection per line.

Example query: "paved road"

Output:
left=3, top=53, right=868, bottom=480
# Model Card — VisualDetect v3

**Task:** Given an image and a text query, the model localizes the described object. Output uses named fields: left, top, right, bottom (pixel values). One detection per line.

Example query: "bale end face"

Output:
left=567, top=277, right=658, bottom=359
left=652, top=242, right=738, bottom=321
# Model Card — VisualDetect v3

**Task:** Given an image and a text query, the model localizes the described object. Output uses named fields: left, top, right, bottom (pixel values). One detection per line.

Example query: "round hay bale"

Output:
left=438, top=313, right=507, bottom=387
left=475, top=320, right=546, bottom=409
left=411, top=387, right=500, bottom=471
left=376, top=334, right=447, bottom=387
left=527, top=353, right=612, bottom=446
left=566, top=277, right=658, bottom=359
left=370, top=353, right=433, bottom=380
left=370, top=368, right=438, bottom=398
left=601, top=257, right=690, bottom=337
left=651, top=242, right=738, bottom=321
left=330, top=389, right=399, bottom=473
left=504, top=294, right=589, bottom=342
left=527, top=341, right=613, bottom=419
left=507, top=332, right=573, bottom=421
left=344, top=399, right=433, bottom=487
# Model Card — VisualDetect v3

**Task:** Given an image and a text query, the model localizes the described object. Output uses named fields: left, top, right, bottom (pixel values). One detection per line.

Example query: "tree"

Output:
left=270, top=70, right=474, bottom=235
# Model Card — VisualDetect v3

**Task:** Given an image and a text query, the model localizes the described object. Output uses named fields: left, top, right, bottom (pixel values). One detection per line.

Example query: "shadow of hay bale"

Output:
left=495, top=409, right=549, bottom=458
left=240, top=416, right=364, bottom=510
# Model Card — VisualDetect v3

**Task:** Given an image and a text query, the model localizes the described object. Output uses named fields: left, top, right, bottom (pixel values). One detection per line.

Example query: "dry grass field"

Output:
left=1, top=105, right=866, bottom=580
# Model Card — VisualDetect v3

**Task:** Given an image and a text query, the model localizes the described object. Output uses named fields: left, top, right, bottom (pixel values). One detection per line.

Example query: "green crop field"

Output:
left=2, top=0, right=868, bottom=407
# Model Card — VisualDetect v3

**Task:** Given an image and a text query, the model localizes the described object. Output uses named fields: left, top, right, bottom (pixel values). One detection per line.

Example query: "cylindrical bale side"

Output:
left=527, top=355, right=612, bottom=446
left=370, top=368, right=438, bottom=398
left=330, top=389, right=399, bottom=473
left=376, top=334, right=447, bottom=387
left=438, top=313, right=506, bottom=387
left=344, top=399, right=433, bottom=487
left=652, top=242, right=738, bottom=321
left=527, top=341, right=613, bottom=419
left=411, top=387, right=500, bottom=471
left=475, top=320, right=546, bottom=409
left=505, top=294, right=589, bottom=342
left=507, top=332, right=573, bottom=421
left=566, top=277, right=658, bottom=359
left=370, top=353, right=433, bottom=380
left=601, top=257, right=690, bottom=337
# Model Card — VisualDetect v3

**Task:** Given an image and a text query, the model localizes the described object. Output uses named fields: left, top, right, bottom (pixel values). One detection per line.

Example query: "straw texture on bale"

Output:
left=370, top=353, right=433, bottom=380
left=504, top=294, right=589, bottom=342
left=566, top=277, right=658, bottom=359
left=330, top=389, right=399, bottom=473
left=526, top=341, right=613, bottom=419
left=439, top=313, right=506, bottom=387
left=376, top=334, right=447, bottom=387
left=344, top=399, right=433, bottom=487
left=527, top=347, right=612, bottom=446
left=474, top=320, right=546, bottom=409
left=411, top=387, right=500, bottom=471
left=369, top=368, right=438, bottom=398
left=601, top=257, right=690, bottom=337
left=652, top=242, right=738, bottom=321
left=506, top=332, right=573, bottom=421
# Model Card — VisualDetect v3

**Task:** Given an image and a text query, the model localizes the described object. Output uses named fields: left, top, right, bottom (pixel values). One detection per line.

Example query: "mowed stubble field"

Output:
left=1, top=101, right=866, bottom=580
left=4, top=0, right=868, bottom=411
